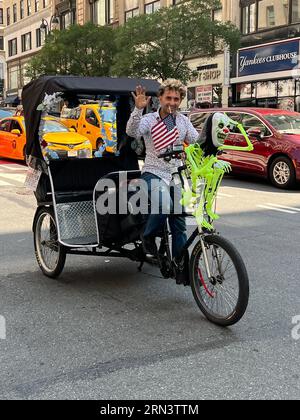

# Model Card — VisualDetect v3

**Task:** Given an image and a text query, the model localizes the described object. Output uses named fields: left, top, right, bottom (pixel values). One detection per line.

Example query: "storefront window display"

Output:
left=234, top=79, right=300, bottom=110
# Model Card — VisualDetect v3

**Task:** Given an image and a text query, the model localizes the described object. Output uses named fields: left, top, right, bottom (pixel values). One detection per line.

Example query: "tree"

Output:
left=25, top=23, right=116, bottom=79
left=112, top=0, right=240, bottom=83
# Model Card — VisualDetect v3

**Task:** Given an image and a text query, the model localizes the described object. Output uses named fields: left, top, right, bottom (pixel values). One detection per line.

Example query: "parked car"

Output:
left=59, top=102, right=117, bottom=153
left=190, top=108, right=300, bottom=189
left=0, top=116, right=92, bottom=161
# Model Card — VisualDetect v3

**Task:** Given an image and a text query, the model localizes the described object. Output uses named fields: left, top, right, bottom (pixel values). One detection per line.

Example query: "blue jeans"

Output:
left=141, top=172, right=187, bottom=259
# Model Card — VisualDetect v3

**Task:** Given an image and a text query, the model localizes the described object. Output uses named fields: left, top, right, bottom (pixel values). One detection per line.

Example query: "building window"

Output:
left=8, top=66, right=19, bottom=90
left=213, top=7, right=222, bottom=21
left=43, top=0, right=49, bottom=7
left=20, top=0, right=24, bottom=19
left=125, top=8, right=139, bottom=21
left=61, top=11, right=72, bottom=29
left=0, top=8, right=3, bottom=24
left=13, top=4, right=17, bottom=22
left=36, top=28, right=45, bottom=47
left=90, top=0, right=114, bottom=25
left=241, top=0, right=291, bottom=34
left=21, top=32, right=31, bottom=52
left=0, top=36, right=3, bottom=50
left=7, top=7, right=10, bottom=26
left=145, top=1, right=160, bottom=14
left=292, top=0, right=300, bottom=22
left=35, top=0, right=39, bottom=12
left=8, top=38, right=17, bottom=56
left=27, top=0, right=31, bottom=16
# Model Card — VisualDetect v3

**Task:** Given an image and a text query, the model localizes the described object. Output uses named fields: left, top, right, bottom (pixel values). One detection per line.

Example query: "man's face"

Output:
left=159, top=88, right=182, bottom=114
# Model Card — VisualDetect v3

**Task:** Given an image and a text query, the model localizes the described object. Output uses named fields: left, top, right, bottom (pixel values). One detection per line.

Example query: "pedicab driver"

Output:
left=126, top=79, right=199, bottom=284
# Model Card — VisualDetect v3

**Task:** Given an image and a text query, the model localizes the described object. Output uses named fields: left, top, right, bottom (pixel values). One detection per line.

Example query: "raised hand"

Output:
left=131, top=85, right=151, bottom=110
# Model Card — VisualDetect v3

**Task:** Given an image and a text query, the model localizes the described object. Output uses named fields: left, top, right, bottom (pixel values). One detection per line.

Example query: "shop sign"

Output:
left=196, top=85, right=212, bottom=103
left=238, top=39, right=300, bottom=77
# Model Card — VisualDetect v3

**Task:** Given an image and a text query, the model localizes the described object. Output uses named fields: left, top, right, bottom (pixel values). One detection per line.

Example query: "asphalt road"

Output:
left=0, top=161, right=299, bottom=400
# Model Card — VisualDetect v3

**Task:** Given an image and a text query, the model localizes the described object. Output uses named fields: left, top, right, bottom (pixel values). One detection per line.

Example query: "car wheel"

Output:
left=269, top=156, right=295, bottom=189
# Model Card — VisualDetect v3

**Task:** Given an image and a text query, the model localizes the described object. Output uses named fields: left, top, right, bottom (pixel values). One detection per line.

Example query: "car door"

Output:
left=82, top=108, right=100, bottom=149
left=10, top=119, right=25, bottom=159
left=226, top=112, right=271, bottom=175
left=0, top=119, right=12, bottom=158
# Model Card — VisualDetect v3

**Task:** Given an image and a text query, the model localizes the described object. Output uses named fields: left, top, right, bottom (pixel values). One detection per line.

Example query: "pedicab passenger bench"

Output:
left=41, top=156, right=140, bottom=247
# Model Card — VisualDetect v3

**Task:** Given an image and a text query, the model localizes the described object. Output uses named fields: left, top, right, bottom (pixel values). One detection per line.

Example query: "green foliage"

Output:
left=26, top=2, right=240, bottom=83
left=112, top=0, right=240, bottom=83
left=25, top=23, right=116, bottom=79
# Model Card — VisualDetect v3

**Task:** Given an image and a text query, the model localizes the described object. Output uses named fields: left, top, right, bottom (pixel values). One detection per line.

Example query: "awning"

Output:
left=4, top=95, right=19, bottom=105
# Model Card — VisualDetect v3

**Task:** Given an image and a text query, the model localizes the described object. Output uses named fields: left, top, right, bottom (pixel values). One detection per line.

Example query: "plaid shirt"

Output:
left=126, top=107, right=198, bottom=184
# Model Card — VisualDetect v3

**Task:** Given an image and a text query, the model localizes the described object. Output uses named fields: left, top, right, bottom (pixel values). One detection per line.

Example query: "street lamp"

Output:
left=40, top=15, right=60, bottom=34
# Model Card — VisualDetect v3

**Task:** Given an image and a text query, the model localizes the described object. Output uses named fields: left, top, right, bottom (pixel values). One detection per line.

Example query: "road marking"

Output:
left=218, top=192, right=234, bottom=198
left=265, top=203, right=300, bottom=212
left=257, top=205, right=297, bottom=214
left=0, top=180, right=12, bottom=186
left=0, top=165, right=25, bottom=172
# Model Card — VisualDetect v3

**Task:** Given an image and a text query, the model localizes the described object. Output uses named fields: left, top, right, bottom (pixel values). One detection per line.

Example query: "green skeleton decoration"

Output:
left=181, top=113, right=254, bottom=231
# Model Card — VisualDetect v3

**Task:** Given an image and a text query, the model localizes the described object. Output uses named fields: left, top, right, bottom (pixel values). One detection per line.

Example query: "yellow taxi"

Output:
left=0, top=116, right=92, bottom=161
left=60, top=102, right=118, bottom=153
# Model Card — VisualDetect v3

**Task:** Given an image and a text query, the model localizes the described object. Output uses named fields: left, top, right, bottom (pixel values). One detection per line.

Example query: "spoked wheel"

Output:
left=33, top=207, right=66, bottom=278
left=190, top=234, right=249, bottom=327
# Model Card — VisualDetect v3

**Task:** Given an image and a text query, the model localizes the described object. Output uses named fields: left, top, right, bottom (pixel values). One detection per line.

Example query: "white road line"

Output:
left=0, top=180, right=12, bottom=186
left=0, top=173, right=26, bottom=181
left=218, top=193, right=234, bottom=198
left=265, top=203, right=300, bottom=212
left=257, top=205, right=297, bottom=214
left=0, top=164, right=23, bottom=171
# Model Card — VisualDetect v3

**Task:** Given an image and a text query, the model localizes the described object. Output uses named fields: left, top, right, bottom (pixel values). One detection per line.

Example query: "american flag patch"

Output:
left=151, top=114, right=179, bottom=151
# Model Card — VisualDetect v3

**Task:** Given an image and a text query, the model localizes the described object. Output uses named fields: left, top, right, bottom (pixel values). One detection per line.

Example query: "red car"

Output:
left=190, top=108, right=300, bottom=189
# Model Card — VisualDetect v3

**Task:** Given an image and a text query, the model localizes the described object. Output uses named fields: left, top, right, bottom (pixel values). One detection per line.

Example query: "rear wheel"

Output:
left=269, top=156, right=295, bottom=189
left=33, top=207, right=66, bottom=278
left=190, top=234, right=249, bottom=327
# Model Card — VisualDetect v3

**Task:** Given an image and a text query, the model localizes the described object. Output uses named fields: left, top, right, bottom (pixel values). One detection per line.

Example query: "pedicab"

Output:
left=23, top=75, right=253, bottom=327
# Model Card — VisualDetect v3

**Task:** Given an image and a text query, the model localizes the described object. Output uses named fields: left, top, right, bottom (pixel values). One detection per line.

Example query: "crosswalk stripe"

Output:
left=0, top=164, right=25, bottom=171
left=257, top=205, right=297, bottom=214
left=0, top=180, right=12, bottom=186
left=218, top=193, right=234, bottom=197
left=265, top=203, right=300, bottom=212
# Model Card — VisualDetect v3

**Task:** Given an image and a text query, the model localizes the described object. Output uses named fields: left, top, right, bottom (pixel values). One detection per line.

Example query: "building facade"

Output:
left=0, top=1, right=5, bottom=102
left=3, top=0, right=52, bottom=103
left=230, top=0, right=300, bottom=111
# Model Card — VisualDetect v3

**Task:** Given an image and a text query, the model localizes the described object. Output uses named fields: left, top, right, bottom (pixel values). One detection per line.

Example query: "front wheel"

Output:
left=190, top=234, right=249, bottom=327
left=33, top=207, right=66, bottom=278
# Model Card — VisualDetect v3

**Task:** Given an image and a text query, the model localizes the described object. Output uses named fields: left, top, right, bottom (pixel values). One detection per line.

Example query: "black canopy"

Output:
left=22, top=75, right=160, bottom=160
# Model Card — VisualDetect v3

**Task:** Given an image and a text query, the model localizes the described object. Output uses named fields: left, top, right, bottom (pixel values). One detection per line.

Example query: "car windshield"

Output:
left=264, top=114, right=300, bottom=134
left=42, top=120, right=69, bottom=133
left=99, top=108, right=116, bottom=123
left=0, top=110, right=13, bottom=119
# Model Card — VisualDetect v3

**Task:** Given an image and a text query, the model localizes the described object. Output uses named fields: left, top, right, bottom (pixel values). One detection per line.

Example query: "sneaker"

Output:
left=142, top=235, right=158, bottom=257
left=175, top=251, right=190, bottom=286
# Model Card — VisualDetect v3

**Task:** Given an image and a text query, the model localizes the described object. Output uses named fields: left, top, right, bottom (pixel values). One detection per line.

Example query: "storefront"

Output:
left=231, top=38, right=300, bottom=111
left=185, top=53, right=229, bottom=109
